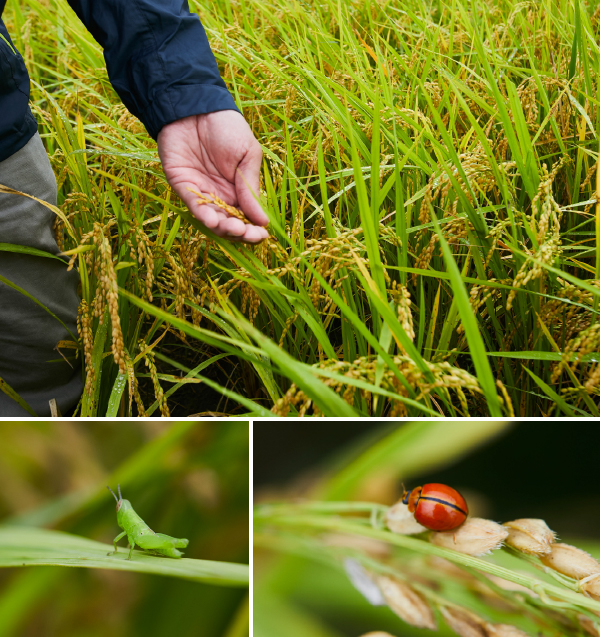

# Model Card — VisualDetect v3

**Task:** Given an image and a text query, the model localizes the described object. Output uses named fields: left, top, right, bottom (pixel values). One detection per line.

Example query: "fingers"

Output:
left=175, top=187, right=221, bottom=230
left=172, top=177, right=269, bottom=242
left=171, top=182, right=246, bottom=235
left=239, top=225, right=270, bottom=244
left=192, top=205, right=220, bottom=229
left=235, top=142, right=269, bottom=227
left=214, top=215, right=269, bottom=243
left=219, top=215, right=247, bottom=237
left=197, top=204, right=269, bottom=244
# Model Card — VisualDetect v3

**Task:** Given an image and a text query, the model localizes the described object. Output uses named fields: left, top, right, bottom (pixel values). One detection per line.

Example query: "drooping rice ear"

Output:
left=503, top=518, right=556, bottom=556
left=440, top=606, right=487, bottom=637
left=484, top=622, right=532, bottom=637
left=376, top=575, right=437, bottom=630
left=541, top=543, right=600, bottom=580
left=430, top=518, right=508, bottom=556
left=385, top=500, right=428, bottom=535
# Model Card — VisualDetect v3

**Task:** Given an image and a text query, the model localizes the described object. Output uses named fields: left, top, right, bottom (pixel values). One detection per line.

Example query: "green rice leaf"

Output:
left=0, top=526, right=248, bottom=587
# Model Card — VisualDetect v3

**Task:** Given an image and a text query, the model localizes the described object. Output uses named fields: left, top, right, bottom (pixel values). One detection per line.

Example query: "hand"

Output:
left=157, top=111, right=269, bottom=243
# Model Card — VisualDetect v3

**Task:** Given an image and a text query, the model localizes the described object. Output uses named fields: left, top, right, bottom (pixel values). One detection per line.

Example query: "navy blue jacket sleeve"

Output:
left=66, top=0, right=241, bottom=140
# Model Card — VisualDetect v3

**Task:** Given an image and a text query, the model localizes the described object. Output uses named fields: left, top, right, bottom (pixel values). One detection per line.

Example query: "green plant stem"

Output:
left=256, top=502, right=387, bottom=516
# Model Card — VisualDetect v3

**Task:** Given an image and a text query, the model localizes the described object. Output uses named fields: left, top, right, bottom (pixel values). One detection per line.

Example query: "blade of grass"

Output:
left=0, top=377, right=37, bottom=416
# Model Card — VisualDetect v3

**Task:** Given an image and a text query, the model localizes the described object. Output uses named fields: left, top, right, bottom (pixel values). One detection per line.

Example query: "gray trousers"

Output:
left=0, top=132, right=82, bottom=416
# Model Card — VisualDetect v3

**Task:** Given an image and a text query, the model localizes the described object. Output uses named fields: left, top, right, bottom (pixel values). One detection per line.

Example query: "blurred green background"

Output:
left=0, top=421, right=249, bottom=637
left=254, top=421, right=600, bottom=637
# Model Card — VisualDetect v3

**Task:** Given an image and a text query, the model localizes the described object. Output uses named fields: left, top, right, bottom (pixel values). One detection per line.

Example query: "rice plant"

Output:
left=3, top=0, right=600, bottom=415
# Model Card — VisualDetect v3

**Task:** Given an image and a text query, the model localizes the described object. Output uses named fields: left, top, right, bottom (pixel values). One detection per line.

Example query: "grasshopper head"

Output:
left=106, top=484, right=128, bottom=512
left=118, top=499, right=133, bottom=513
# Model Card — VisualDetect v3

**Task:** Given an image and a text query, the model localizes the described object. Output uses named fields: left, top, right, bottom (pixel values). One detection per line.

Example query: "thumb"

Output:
left=235, top=143, right=269, bottom=227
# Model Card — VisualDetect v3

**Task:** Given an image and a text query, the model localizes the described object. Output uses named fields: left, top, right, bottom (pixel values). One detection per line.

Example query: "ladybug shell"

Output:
left=404, top=483, right=468, bottom=531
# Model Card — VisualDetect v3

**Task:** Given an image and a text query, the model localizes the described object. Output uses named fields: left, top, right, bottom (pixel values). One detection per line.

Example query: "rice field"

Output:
left=5, top=0, right=600, bottom=416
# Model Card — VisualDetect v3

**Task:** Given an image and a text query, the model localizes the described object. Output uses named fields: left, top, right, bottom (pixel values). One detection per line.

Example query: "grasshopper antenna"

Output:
left=107, top=485, right=119, bottom=503
left=118, top=484, right=122, bottom=500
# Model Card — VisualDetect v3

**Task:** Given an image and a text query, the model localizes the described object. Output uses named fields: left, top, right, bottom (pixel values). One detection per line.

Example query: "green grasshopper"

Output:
left=106, top=485, right=189, bottom=560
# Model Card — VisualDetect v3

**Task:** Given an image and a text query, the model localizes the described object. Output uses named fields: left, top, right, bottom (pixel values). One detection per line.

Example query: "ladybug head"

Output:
left=401, top=483, right=411, bottom=504
left=401, top=485, right=423, bottom=513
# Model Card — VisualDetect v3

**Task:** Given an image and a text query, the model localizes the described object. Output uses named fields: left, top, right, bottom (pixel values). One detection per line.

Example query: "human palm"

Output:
left=157, top=111, right=269, bottom=243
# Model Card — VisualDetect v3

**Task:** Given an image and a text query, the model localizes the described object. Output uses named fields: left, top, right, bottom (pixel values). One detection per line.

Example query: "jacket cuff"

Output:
left=139, top=83, right=241, bottom=141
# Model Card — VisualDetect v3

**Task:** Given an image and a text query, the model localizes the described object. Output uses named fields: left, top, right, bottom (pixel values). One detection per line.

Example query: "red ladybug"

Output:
left=402, top=483, right=468, bottom=531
